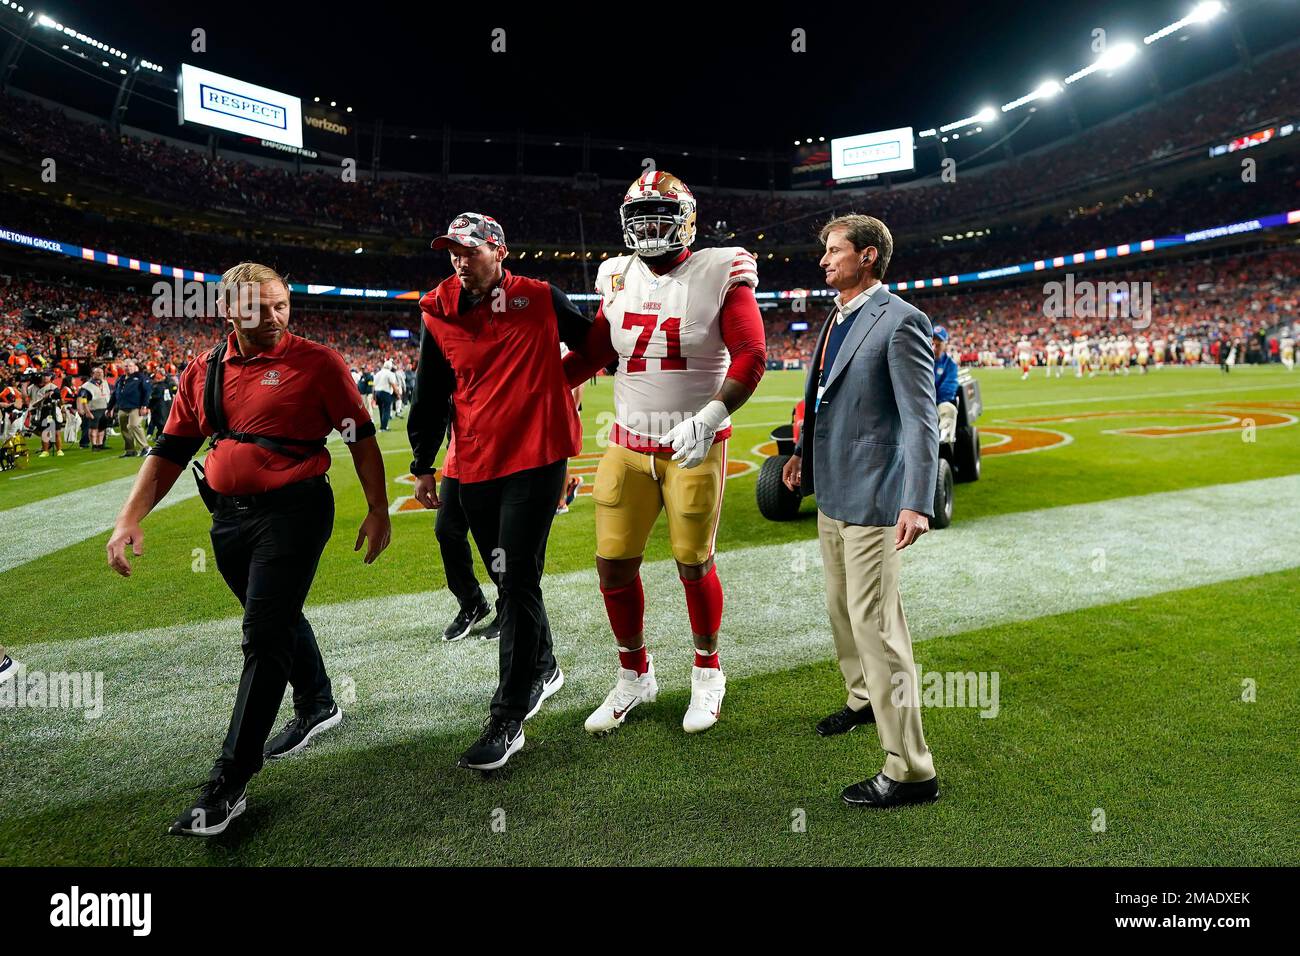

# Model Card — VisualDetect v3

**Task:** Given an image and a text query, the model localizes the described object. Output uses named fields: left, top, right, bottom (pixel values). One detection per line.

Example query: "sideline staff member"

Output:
left=107, top=262, right=391, bottom=837
left=782, top=215, right=940, bottom=809
left=408, top=212, right=603, bottom=771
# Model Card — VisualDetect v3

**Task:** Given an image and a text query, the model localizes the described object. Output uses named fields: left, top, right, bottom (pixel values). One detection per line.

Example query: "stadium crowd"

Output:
left=1, top=41, right=1295, bottom=250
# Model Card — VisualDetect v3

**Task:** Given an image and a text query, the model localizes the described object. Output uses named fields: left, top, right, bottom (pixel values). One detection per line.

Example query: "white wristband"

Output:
left=696, top=399, right=729, bottom=431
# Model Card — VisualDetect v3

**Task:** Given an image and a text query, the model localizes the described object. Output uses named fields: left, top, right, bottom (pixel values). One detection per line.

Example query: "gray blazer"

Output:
left=793, top=284, right=939, bottom=526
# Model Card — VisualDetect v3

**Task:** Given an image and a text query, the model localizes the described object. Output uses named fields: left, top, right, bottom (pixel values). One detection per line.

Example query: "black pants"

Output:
left=435, top=475, right=501, bottom=609
left=148, top=402, right=171, bottom=438
left=459, top=459, right=566, bottom=720
left=209, top=477, right=335, bottom=785
left=376, top=391, right=394, bottom=430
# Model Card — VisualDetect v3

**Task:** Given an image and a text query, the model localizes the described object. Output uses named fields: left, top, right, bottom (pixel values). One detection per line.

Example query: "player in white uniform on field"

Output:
left=1280, top=327, right=1295, bottom=371
left=565, top=171, right=766, bottom=736
left=1045, top=338, right=1062, bottom=378
left=1017, top=336, right=1033, bottom=379
left=1185, top=337, right=1202, bottom=365
left=1135, top=334, right=1150, bottom=374
left=1115, top=333, right=1131, bottom=375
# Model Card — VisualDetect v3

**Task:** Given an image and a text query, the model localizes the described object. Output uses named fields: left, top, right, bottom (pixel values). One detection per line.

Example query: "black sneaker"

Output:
left=264, top=703, right=343, bottom=760
left=457, top=716, right=524, bottom=770
left=479, top=605, right=503, bottom=641
left=816, top=705, right=876, bottom=737
left=0, top=654, right=17, bottom=685
left=525, top=666, right=564, bottom=720
left=119, top=451, right=136, bottom=458
left=168, top=774, right=248, bottom=837
left=443, top=598, right=491, bottom=642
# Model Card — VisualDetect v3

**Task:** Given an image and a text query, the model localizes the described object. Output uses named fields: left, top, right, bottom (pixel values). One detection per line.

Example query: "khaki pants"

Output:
left=817, top=509, right=936, bottom=783
left=117, top=409, right=149, bottom=452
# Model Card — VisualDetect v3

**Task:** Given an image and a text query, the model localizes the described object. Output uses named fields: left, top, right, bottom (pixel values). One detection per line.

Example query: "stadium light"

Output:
left=1098, top=41, right=1138, bottom=70
left=1145, top=1, right=1225, bottom=43
left=939, top=110, right=989, bottom=133
left=1000, top=79, right=1063, bottom=113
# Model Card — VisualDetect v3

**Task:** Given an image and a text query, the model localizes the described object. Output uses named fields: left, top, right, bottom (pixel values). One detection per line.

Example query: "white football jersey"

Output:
left=596, top=247, right=758, bottom=443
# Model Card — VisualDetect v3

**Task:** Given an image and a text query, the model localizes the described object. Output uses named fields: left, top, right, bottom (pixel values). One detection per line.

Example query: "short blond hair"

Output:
left=217, top=262, right=289, bottom=320
left=818, top=214, right=893, bottom=281
left=219, top=261, right=288, bottom=296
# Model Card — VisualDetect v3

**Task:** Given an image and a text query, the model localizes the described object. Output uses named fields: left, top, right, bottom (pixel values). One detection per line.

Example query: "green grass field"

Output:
left=2, top=364, right=1298, bottom=865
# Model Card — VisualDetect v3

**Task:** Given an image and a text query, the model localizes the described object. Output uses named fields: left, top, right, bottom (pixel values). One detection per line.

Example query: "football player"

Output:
left=563, top=171, right=765, bottom=735
left=1016, top=335, right=1034, bottom=380
left=1280, top=326, right=1295, bottom=372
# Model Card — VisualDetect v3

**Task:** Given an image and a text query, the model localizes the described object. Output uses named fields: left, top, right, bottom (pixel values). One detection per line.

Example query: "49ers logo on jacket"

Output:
left=260, top=369, right=281, bottom=386
left=510, top=296, right=530, bottom=310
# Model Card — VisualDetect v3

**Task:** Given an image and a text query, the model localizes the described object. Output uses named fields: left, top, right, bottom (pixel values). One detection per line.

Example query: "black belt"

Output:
left=214, top=474, right=329, bottom=513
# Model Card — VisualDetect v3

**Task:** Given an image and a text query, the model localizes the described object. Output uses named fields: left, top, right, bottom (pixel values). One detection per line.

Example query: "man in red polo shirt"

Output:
left=106, top=261, right=391, bottom=837
left=407, top=212, right=605, bottom=771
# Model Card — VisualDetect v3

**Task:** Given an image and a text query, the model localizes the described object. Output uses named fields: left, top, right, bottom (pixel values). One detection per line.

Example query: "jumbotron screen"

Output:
left=830, top=126, right=915, bottom=180
left=177, top=63, right=303, bottom=149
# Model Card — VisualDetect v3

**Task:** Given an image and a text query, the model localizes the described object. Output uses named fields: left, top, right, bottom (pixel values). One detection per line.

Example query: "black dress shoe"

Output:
left=841, top=772, right=939, bottom=808
left=816, top=705, right=875, bottom=736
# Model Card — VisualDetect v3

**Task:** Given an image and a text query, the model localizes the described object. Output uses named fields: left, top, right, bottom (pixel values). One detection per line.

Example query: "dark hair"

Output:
left=818, top=213, right=894, bottom=281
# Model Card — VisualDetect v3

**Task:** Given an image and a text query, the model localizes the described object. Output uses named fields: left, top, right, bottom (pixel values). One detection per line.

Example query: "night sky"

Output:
left=18, top=0, right=1300, bottom=151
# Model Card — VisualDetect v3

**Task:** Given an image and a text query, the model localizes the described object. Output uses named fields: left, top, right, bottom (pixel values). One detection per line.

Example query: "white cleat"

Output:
left=683, top=665, right=726, bottom=734
left=584, top=657, right=658, bottom=734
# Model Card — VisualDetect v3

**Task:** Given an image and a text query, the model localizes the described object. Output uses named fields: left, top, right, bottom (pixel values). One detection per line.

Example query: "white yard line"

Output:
left=0, top=474, right=201, bottom=573
left=3, top=474, right=1297, bottom=811
left=989, top=381, right=1296, bottom=411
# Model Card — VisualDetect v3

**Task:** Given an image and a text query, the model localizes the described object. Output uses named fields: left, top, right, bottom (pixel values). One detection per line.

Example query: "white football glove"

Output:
left=662, top=400, right=728, bottom=469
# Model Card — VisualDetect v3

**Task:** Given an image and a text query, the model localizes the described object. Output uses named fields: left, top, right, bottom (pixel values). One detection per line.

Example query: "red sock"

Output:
left=694, top=650, right=720, bottom=670
left=618, top=645, right=649, bottom=675
left=601, top=576, right=644, bottom=643
left=681, top=565, right=724, bottom=638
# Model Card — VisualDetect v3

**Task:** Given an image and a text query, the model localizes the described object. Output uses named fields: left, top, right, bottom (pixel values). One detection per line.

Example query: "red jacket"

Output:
left=408, top=270, right=590, bottom=484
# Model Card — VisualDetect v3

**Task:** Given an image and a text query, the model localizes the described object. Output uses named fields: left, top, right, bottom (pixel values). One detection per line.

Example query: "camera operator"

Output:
left=31, top=370, right=66, bottom=458
left=0, top=374, right=23, bottom=441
